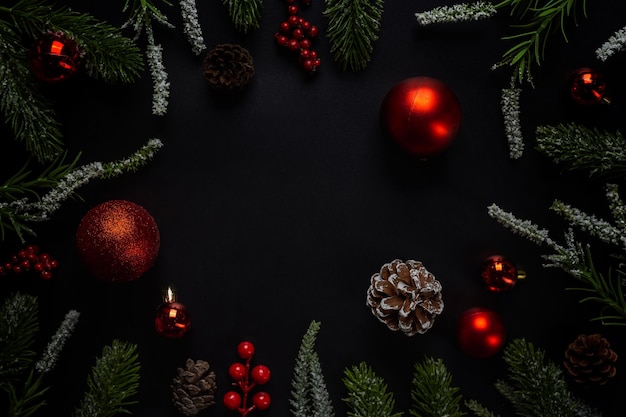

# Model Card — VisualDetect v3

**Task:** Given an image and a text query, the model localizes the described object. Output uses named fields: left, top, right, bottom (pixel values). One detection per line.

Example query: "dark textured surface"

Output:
left=2, top=1, right=626, bottom=416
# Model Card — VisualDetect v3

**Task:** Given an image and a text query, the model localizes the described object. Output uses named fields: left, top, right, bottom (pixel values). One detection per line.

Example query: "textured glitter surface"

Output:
left=76, top=200, right=160, bottom=282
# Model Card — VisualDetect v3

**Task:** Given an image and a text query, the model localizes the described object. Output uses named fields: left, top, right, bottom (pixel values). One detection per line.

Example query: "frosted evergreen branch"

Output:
left=342, top=362, right=402, bottom=417
left=0, top=293, right=39, bottom=380
left=324, top=0, right=384, bottom=71
left=487, top=204, right=557, bottom=248
left=222, top=0, right=262, bottom=34
left=596, top=24, right=626, bottom=62
left=307, top=352, right=334, bottom=417
left=410, top=357, right=464, bottom=417
left=465, top=399, right=500, bottom=417
left=35, top=310, right=80, bottom=374
left=415, top=2, right=497, bottom=26
left=501, top=87, right=524, bottom=159
left=179, top=0, right=206, bottom=55
left=101, top=138, right=164, bottom=178
left=606, top=184, right=626, bottom=235
left=536, top=123, right=626, bottom=178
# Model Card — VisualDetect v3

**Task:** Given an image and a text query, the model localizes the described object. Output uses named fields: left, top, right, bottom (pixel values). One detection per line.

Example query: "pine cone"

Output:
left=171, top=359, right=217, bottom=416
left=366, top=259, right=444, bottom=336
left=203, top=44, right=254, bottom=92
left=564, top=334, right=618, bottom=385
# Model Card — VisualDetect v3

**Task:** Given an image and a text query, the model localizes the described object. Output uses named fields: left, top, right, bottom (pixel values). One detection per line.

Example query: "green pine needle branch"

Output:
left=342, top=362, right=402, bottom=417
left=72, top=340, right=141, bottom=417
left=290, top=320, right=335, bottom=417
left=0, top=293, right=39, bottom=382
left=324, top=0, right=384, bottom=71
left=536, top=123, right=626, bottom=179
left=222, top=0, right=262, bottom=34
left=410, top=357, right=465, bottom=417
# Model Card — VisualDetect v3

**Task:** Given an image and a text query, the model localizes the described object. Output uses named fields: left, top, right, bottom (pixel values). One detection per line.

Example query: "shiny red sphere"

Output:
left=380, top=77, right=461, bottom=158
left=251, top=364, right=271, bottom=385
left=237, top=341, right=255, bottom=359
left=29, top=31, right=81, bottom=82
left=252, top=391, right=271, bottom=410
left=228, top=363, right=247, bottom=381
left=223, top=391, right=242, bottom=410
left=570, top=67, right=606, bottom=105
left=457, top=307, right=506, bottom=358
left=154, top=302, right=191, bottom=339
left=480, top=255, right=518, bottom=292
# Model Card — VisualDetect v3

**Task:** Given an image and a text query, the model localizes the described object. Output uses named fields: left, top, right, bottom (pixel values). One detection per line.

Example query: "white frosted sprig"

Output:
left=415, top=1, right=497, bottom=26
left=180, top=0, right=206, bottom=55
left=102, top=138, right=164, bottom=177
left=35, top=310, right=80, bottom=374
left=606, top=183, right=626, bottom=233
left=487, top=204, right=556, bottom=248
left=501, top=87, right=524, bottom=159
left=596, top=24, right=626, bottom=62
left=146, top=26, right=170, bottom=116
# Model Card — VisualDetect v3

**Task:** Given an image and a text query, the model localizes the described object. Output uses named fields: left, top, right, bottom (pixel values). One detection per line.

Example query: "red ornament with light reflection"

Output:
left=480, top=255, right=523, bottom=292
left=155, top=287, right=192, bottom=338
left=380, top=76, right=462, bottom=158
left=457, top=307, right=506, bottom=359
left=570, top=67, right=608, bottom=105
left=223, top=341, right=271, bottom=416
left=29, top=31, right=81, bottom=83
left=75, top=200, right=160, bottom=282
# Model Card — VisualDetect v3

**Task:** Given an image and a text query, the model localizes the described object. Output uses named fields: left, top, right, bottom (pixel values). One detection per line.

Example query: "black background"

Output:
left=2, top=1, right=626, bottom=416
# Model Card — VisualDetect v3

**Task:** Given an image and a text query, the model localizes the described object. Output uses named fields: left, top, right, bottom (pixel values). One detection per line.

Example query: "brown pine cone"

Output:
left=171, top=359, right=217, bottom=416
left=564, top=334, right=618, bottom=385
left=366, top=259, right=444, bottom=336
left=203, top=43, right=254, bottom=92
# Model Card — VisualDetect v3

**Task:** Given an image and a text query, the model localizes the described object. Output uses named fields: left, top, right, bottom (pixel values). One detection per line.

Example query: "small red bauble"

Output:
left=251, top=365, right=271, bottom=385
left=76, top=200, right=160, bottom=282
left=570, top=67, right=608, bottom=105
left=29, top=31, right=81, bottom=83
left=252, top=392, right=271, bottom=410
left=229, top=363, right=247, bottom=381
left=223, top=391, right=242, bottom=410
left=237, top=341, right=255, bottom=359
left=155, top=288, right=191, bottom=338
left=480, top=255, right=524, bottom=292
left=457, top=307, right=506, bottom=359
left=380, top=77, right=462, bottom=158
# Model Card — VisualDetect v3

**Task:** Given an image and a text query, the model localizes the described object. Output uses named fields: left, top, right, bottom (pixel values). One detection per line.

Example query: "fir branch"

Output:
left=536, top=123, right=626, bottom=179
left=596, top=24, right=626, bottom=62
left=492, top=0, right=588, bottom=85
left=501, top=87, right=524, bottom=159
left=324, top=0, right=384, bottom=71
left=465, top=399, right=500, bottom=417
left=35, top=310, right=80, bottom=374
left=409, top=357, right=464, bottom=417
left=222, top=0, right=262, bottom=34
left=0, top=293, right=39, bottom=381
left=342, top=362, right=402, bottom=417
left=72, top=340, right=141, bottom=417
left=415, top=2, right=498, bottom=26
left=6, top=369, right=48, bottom=417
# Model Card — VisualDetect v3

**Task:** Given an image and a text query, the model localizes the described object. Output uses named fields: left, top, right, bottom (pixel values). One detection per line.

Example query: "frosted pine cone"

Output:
left=171, top=359, right=217, bottom=416
left=203, top=43, right=254, bottom=92
left=564, top=334, right=618, bottom=385
left=366, top=259, right=444, bottom=336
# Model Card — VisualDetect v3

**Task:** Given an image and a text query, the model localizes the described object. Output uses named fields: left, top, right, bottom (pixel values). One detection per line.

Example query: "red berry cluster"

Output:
left=223, top=341, right=271, bottom=416
left=0, top=245, right=58, bottom=280
left=273, top=0, right=320, bottom=73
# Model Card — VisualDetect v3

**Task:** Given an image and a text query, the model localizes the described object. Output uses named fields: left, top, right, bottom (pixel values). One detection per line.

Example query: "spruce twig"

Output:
left=410, top=357, right=464, bottom=417
left=324, top=0, right=384, bottom=71
left=222, top=0, right=262, bottom=34
left=342, top=362, right=402, bottom=417
left=0, top=293, right=39, bottom=381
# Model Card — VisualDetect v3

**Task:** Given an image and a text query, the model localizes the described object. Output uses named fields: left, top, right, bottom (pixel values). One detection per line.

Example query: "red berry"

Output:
left=288, top=5, right=298, bottom=15
left=251, top=365, right=271, bottom=384
left=27, top=245, right=39, bottom=254
left=288, top=15, right=299, bottom=27
left=33, top=263, right=44, bottom=272
left=40, top=253, right=50, bottom=262
left=301, top=20, right=311, bottom=31
left=302, top=0, right=311, bottom=5
left=280, top=21, right=290, bottom=33
left=0, top=266, right=5, bottom=275
left=10, top=255, right=19, bottom=264
left=20, top=260, right=30, bottom=270
left=223, top=391, right=241, bottom=410
left=302, top=58, right=315, bottom=71
left=308, top=25, right=319, bottom=38
left=12, top=265, right=22, bottom=274
left=48, top=259, right=58, bottom=269
left=287, top=39, right=300, bottom=52
left=4, top=262, right=12, bottom=270
left=237, top=341, right=255, bottom=359
left=228, top=363, right=247, bottom=381
left=309, top=50, right=318, bottom=59
left=275, top=34, right=289, bottom=47
left=252, top=392, right=271, bottom=410
left=299, top=39, right=311, bottom=50
left=292, top=28, right=304, bottom=40
left=18, top=249, right=28, bottom=259
left=40, top=270, right=53, bottom=280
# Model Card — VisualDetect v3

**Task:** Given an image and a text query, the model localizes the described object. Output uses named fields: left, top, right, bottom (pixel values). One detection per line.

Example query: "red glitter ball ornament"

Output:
left=570, top=67, right=608, bottom=105
left=29, top=31, right=81, bottom=83
left=480, top=255, right=524, bottom=292
left=75, top=200, right=160, bottom=282
left=457, top=307, right=506, bottom=359
left=380, top=77, right=462, bottom=158
left=155, top=287, right=192, bottom=338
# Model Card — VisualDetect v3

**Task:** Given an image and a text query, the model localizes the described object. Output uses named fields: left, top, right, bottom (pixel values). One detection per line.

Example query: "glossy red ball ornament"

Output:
left=380, top=77, right=462, bottom=158
left=29, top=31, right=81, bottom=83
left=223, top=391, right=242, bottom=410
left=251, top=365, right=271, bottom=385
left=76, top=200, right=160, bottom=282
left=229, top=363, right=247, bottom=381
left=480, top=255, right=524, bottom=292
left=237, top=341, right=255, bottom=359
left=457, top=307, right=506, bottom=359
left=155, top=287, right=191, bottom=338
left=252, top=392, right=271, bottom=410
left=570, top=67, right=608, bottom=105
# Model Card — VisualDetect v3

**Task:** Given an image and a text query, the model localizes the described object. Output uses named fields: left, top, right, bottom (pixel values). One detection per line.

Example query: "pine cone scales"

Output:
left=564, top=334, right=618, bottom=385
left=203, top=43, right=254, bottom=92
left=171, top=359, right=217, bottom=416
left=367, top=259, right=444, bottom=336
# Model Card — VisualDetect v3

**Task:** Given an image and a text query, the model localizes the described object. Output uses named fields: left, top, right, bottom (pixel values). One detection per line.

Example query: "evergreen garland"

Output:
left=324, top=0, right=384, bottom=71
left=342, top=362, right=402, bottom=417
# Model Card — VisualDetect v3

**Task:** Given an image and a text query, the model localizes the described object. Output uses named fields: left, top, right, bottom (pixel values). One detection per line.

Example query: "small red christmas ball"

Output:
left=251, top=364, right=271, bottom=384
left=154, top=301, right=191, bottom=338
left=570, top=67, right=607, bottom=105
left=76, top=200, right=160, bottom=282
left=223, top=391, right=242, bottom=410
left=252, top=392, right=271, bottom=410
left=228, top=363, right=247, bottom=381
left=457, top=307, right=506, bottom=359
left=380, top=77, right=461, bottom=158
left=237, top=341, right=255, bottom=359
left=29, top=31, right=81, bottom=83
left=480, top=255, right=523, bottom=292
